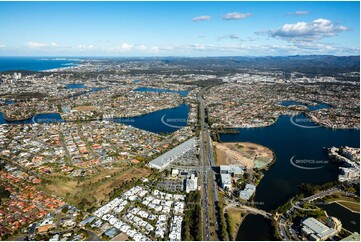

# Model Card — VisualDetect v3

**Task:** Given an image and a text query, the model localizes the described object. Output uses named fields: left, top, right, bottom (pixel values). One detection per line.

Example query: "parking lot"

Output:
left=173, top=146, right=198, bottom=166
left=157, top=179, right=184, bottom=192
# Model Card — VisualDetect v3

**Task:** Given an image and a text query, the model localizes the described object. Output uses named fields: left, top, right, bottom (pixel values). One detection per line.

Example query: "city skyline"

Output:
left=0, top=1, right=359, bottom=56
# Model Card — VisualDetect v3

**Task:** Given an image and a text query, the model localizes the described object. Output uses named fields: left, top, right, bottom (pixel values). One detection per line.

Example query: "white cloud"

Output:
left=0, top=44, right=5, bottom=48
left=287, top=10, right=310, bottom=16
left=222, top=12, right=251, bottom=20
left=218, top=34, right=241, bottom=40
left=149, top=46, right=160, bottom=53
left=160, top=41, right=359, bottom=56
left=15, top=40, right=357, bottom=56
left=192, top=15, right=211, bottom=22
left=109, top=43, right=134, bottom=52
left=269, top=18, right=350, bottom=41
left=26, top=41, right=64, bottom=50
left=77, top=44, right=94, bottom=50
left=120, top=43, right=133, bottom=50
left=137, top=45, right=147, bottom=51
left=26, top=42, right=48, bottom=49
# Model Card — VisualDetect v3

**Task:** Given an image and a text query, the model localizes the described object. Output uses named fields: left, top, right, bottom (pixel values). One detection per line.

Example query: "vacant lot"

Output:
left=214, top=142, right=274, bottom=170
left=40, top=165, right=150, bottom=208
left=111, top=233, right=129, bottom=241
left=225, top=207, right=246, bottom=240
left=72, top=106, right=97, bottom=111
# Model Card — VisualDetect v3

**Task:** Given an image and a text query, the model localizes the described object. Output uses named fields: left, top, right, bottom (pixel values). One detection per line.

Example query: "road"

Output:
left=197, top=86, right=220, bottom=241
left=168, top=164, right=215, bottom=170
left=198, top=87, right=211, bottom=241
left=224, top=203, right=272, bottom=219
left=303, top=187, right=340, bottom=202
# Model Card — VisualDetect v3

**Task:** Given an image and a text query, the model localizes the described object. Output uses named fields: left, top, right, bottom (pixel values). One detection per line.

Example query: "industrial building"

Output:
left=301, top=217, right=339, bottom=241
left=220, top=165, right=244, bottom=177
left=220, top=165, right=244, bottom=190
left=220, top=173, right=232, bottom=189
left=148, top=138, right=196, bottom=170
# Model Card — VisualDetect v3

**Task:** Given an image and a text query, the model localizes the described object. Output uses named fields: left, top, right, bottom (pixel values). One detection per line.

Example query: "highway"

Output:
left=197, top=86, right=220, bottom=241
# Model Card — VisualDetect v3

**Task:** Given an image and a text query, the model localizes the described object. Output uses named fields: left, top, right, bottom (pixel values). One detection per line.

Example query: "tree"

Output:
left=0, top=186, right=10, bottom=204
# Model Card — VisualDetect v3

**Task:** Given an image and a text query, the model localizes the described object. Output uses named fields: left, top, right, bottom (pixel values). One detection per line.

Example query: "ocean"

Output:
left=0, top=57, right=81, bottom=72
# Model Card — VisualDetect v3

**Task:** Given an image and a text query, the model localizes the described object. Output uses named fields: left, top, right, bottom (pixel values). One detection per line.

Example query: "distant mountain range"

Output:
left=156, top=55, right=360, bottom=75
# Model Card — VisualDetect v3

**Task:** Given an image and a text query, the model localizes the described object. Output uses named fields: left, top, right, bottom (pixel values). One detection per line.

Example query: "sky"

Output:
left=0, top=1, right=359, bottom=56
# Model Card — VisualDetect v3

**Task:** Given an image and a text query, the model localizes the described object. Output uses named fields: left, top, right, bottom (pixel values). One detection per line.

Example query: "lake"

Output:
left=113, top=104, right=189, bottom=133
left=0, top=104, right=189, bottom=134
left=220, top=114, right=359, bottom=211
left=236, top=215, right=275, bottom=241
left=66, top=83, right=86, bottom=89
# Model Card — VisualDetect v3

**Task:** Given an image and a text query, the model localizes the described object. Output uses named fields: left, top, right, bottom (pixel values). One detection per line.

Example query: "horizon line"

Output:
left=0, top=55, right=359, bottom=58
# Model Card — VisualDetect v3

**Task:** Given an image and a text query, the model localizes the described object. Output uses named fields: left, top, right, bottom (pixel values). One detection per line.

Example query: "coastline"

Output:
left=0, top=57, right=83, bottom=72
left=42, top=62, right=82, bottom=72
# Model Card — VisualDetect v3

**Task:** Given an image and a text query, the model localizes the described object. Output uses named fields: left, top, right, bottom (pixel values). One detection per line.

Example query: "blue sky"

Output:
left=0, top=1, right=359, bottom=56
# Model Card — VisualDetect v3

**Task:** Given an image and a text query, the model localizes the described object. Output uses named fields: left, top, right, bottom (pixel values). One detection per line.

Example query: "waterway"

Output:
left=66, top=83, right=86, bottom=89
left=113, top=104, right=189, bottom=133
left=0, top=103, right=189, bottom=134
left=281, top=100, right=332, bottom=111
left=236, top=215, right=275, bottom=241
left=220, top=114, right=359, bottom=211
left=0, top=86, right=190, bottom=133
left=0, top=113, right=63, bottom=125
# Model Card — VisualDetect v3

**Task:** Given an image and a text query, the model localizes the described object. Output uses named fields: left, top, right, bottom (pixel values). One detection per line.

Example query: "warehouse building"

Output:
left=220, top=173, right=232, bottom=190
left=301, top=217, right=338, bottom=241
left=185, top=174, right=198, bottom=193
left=220, top=165, right=244, bottom=190
left=148, top=138, right=196, bottom=170
left=220, top=165, right=244, bottom=177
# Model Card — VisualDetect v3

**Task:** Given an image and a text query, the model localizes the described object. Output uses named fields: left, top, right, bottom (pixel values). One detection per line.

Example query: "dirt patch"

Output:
left=111, top=233, right=129, bottom=241
left=72, top=106, right=97, bottom=111
left=214, top=142, right=274, bottom=170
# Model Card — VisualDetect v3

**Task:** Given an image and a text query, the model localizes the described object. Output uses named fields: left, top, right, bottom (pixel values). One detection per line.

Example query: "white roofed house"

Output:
left=239, top=184, right=256, bottom=201
left=185, top=173, right=198, bottom=193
